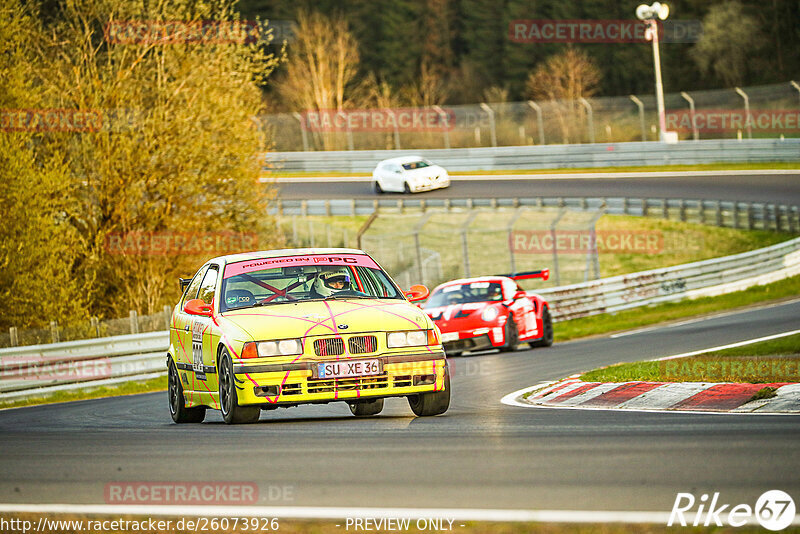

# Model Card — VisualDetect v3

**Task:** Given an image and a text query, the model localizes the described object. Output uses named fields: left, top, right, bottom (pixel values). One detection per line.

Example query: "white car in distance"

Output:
left=372, top=156, right=451, bottom=194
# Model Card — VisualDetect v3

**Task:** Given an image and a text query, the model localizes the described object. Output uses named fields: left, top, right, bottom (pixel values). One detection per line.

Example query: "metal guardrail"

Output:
left=272, top=197, right=800, bottom=233
left=0, top=332, right=168, bottom=400
left=266, top=138, right=800, bottom=173
left=535, top=237, right=800, bottom=321
left=1, top=234, right=799, bottom=402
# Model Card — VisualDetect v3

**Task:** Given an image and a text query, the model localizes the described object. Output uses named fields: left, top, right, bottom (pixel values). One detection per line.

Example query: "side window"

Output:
left=197, top=266, right=219, bottom=305
left=181, top=266, right=208, bottom=306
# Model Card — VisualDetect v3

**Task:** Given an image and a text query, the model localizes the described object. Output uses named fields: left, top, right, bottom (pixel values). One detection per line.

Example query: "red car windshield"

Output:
left=425, top=282, right=503, bottom=308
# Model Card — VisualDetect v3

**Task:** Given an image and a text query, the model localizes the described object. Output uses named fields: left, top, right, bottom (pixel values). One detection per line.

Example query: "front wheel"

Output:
left=408, top=363, right=450, bottom=416
left=219, top=348, right=260, bottom=424
left=168, top=359, right=205, bottom=424
left=349, top=398, right=384, bottom=416
left=531, top=307, right=554, bottom=347
left=373, top=181, right=384, bottom=194
left=403, top=182, right=412, bottom=194
left=500, top=315, right=519, bottom=352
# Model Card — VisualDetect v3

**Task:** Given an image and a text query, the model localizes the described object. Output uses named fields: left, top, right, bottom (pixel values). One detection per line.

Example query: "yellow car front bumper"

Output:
left=231, top=351, right=447, bottom=406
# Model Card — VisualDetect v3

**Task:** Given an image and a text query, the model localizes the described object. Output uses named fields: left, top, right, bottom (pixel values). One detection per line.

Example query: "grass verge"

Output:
left=555, top=274, right=800, bottom=343
left=0, top=374, right=167, bottom=410
left=265, top=161, right=800, bottom=178
left=579, top=333, right=800, bottom=384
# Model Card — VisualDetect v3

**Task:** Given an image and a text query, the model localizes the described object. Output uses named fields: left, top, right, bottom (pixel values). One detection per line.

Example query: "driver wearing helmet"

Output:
left=310, top=269, right=352, bottom=299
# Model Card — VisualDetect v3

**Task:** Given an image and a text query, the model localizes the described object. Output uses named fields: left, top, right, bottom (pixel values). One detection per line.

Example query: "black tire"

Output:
left=531, top=307, right=554, bottom=347
left=373, top=181, right=383, bottom=194
left=403, top=182, right=412, bottom=194
left=168, top=359, right=205, bottom=424
left=218, top=348, right=260, bottom=424
left=500, top=315, right=519, bottom=352
left=348, top=398, right=384, bottom=416
left=408, top=363, right=450, bottom=416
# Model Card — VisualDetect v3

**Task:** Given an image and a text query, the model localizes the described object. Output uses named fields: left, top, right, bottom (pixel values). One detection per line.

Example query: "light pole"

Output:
left=636, top=2, right=671, bottom=141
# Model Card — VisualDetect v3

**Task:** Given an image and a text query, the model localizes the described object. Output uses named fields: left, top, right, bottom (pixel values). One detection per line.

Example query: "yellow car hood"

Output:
left=218, top=299, right=432, bottom=341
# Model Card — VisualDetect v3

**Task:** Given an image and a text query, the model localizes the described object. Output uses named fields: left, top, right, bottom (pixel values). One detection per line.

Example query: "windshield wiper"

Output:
left=324, top=294, right=372, bottom=300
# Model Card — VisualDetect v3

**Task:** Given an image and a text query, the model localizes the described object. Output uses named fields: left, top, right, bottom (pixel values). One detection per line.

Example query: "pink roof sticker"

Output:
left=224, top=254, right=379, bottom=279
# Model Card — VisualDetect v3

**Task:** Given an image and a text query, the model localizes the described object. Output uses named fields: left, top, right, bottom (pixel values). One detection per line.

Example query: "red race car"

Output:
left=422, top=270, right=553, bottom=356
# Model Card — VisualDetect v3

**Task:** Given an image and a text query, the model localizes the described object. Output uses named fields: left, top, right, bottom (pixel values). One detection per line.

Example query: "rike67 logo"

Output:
left=669, top=490, right=796, bottom=530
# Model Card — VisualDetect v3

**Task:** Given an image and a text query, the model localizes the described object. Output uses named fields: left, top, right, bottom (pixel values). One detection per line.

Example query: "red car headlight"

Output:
left=481, top=306, right=499, bottom=322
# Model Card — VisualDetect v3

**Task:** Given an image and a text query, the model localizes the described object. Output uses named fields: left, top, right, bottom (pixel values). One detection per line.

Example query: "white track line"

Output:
left=654, top=329, right=800, bottom=361
left=268, top=169, right=799, bottom=184
left=0, top=503, right=742, bottom=525
left=610, top=298, right=800, bottom=338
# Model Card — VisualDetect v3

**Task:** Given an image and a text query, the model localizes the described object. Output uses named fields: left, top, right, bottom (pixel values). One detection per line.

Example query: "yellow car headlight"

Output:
left=251, top=338, right=303, bottom=357
left=387, top=330, right=429, bottom=348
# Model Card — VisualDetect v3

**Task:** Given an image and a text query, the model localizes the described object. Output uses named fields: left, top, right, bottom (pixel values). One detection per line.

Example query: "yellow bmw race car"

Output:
left=167, top=248, right=450, bottom=424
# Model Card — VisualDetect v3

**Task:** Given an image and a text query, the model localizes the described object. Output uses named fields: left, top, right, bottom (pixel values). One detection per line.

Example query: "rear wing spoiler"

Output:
left=498, top=269, right=550, bottom=282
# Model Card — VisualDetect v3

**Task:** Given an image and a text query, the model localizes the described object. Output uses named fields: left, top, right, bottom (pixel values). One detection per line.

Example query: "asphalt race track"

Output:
left=276, top=171, right=800, bottom=205
left=1, top=300, right=798, bottom=513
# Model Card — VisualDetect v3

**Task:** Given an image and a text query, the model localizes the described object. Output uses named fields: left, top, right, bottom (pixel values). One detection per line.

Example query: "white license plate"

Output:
left=316, top=359, right=382, bottom=379
left=440, top=332, right=459, bottom=343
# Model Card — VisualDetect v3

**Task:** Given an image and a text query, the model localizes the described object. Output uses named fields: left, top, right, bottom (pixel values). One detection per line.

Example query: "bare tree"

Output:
left=525, top=48, right=601, bottom=143
left=276, top=10, right=361, bottom=149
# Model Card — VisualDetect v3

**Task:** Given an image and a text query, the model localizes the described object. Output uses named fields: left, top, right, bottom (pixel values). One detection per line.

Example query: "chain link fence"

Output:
left=1, top=307, right=172, bottom=349
left=358, top=207, right=603, bottom=291
left=263, top=82, right=800, bottom=152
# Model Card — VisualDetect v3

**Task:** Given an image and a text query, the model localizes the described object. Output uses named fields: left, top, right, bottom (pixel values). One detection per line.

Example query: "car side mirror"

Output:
left=179, top=277, right=192, bottom=292
left=404, top=284, right=430, bottom=302
left=184, top=298, right=213, bottom=316
left=514, top=290, right=527, bottom=300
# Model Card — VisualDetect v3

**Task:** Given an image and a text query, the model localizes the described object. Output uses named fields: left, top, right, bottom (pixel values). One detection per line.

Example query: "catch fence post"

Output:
left=292, top=112, right=309, bottom=151
left=507, top=208, right=525, bottom=275
left=433, top=105, right=450, bottom=149
left=480, top=103, right=497, bottom=147
left=579, top=97, right=595, bottom=143
left=527, top=101, right=545, bottom=145
left=414, top=213, right=435, bottom=282
left=9, top=327, right=18, bottom=347
left=630, top=95, right=646, bottom=142
left=550, top=208, right=568, bottom=286
left=50, top=321, right=60, bottom=343
left=129, top=311, right=139, bottom=335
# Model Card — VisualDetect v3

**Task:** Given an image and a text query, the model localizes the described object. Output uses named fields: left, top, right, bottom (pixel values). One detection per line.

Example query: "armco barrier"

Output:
left=271, top=197, right=800, bottom=233
left=0, top=332, right=168, bottom=400
left=265, top=138, right=800, bottom=173
left=1, top=238, right=799, bottom=401
left=535, top=236, right=800, bottom=320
